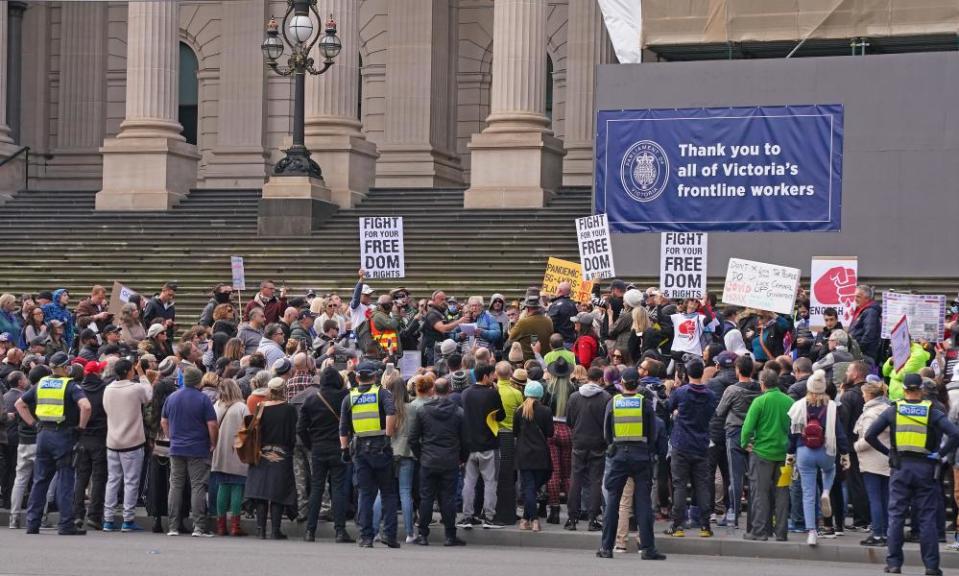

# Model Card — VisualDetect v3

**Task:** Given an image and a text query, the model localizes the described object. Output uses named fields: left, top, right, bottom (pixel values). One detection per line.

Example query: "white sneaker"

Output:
left=820, top=491, right=832, bottom=518
left=167, top=530, right=180, bottom=537
left=613, top=546, right=628, bottom=554
left=405, top=534, right=417, bottom=544
left=807, top=530, right=818, bottom=547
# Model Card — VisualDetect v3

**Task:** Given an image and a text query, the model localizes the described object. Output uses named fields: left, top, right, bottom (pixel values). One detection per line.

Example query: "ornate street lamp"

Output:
left=261, top=0, right=342, bottom=179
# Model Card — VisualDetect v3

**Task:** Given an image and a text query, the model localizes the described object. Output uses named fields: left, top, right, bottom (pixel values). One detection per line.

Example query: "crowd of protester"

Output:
left=2, top=273, right=959, bottom=571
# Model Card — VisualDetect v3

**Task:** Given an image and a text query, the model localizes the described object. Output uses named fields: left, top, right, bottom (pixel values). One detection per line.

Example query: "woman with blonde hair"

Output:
left=118, top=303, right=146, bottom=345
left=570, top=364, right=588, bottom=386
left=853, top=380, right=890, bottom=547
left=244, top=377, right=298, bottom=539
left=786, top=369, right=851, bottom=546
left=212, top=378, right=250, bottom=536
left=513, top=380, right=554, bottom=531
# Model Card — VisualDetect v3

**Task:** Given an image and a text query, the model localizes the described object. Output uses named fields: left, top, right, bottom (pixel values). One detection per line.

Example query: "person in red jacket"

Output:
left=244, top=280, right=288, bottom=324
left=573, top=313, right=599, bottom=367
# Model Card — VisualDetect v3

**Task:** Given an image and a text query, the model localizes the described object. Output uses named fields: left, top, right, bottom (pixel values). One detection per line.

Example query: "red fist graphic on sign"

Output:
left=813, top=266, right=858, bottom=310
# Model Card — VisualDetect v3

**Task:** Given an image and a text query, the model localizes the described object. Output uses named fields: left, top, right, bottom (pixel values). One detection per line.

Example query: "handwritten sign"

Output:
left=542, top=257, right=594, bottom=304
left=231, top=256, right=246, bottom=291
left=721, top=258, right=801, bottom=315
left=880, top=292, right=945, bottom=342
left=359, top=217, right=405, bottom=279
left=889, top=315, right=911, bottom=372
left=660, top=232, right=708, bottom=300
left=575, top=214, right=616, bottom=280
left=108, top=281, right=138, bottom=316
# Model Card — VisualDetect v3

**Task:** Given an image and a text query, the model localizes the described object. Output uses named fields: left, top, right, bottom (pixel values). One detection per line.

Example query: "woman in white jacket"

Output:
left=853, top=380, right=890, bottom=547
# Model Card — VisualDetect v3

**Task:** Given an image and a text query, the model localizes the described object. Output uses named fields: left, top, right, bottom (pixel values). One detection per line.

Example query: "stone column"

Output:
left=464, top=0, right=564, bottom=208
left=563, top=0, right=613, bottom=186
left=303, top=0, right=378, bottom=208
left=376, top=0, right=463, bottom=188
left=45, top=2, right=108, bottom=190
left=6, top=1, right=26, bottom=145
left=0, top=1, right=13, bottom=149
left=205, top=0, right=269, bottom=189
left=97, top=1, right=199, bottom=210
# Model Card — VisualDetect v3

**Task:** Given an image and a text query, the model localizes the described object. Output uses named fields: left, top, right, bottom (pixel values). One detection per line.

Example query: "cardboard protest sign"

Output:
left=108, top=281, right=138, bottom=316
left=660, top=232, right=708, bottom=300
left=575, top=214, right=616, bottom=280
left=721, top=258, right=800, bottom=315
left=542, top=257, right=594, bottom=304
left=881, top=292, right=945, bottom=342
left=231, top=256, right=246, bottom=291
left=809, top=256, right=857, bottom=328
left=889, top=315, right=911, bottom=372
left=359, top=217, right=405, bottom=279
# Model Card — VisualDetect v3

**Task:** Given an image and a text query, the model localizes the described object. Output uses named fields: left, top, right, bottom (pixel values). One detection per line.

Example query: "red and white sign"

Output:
left=809, top=256, right=857, bottom=329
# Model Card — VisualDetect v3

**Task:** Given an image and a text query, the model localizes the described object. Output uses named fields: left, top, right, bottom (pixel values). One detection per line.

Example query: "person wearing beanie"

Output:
left=513, top=380, right=554, bottom=532
left=786, top=369, right=851, bottom=547
left=740, top=368, right=793, bottom=542
left=665, top=358, right=717, bottom=538
left=160, top=366, right=218, bottom=537
left=864, top=372, right=959, bottom=575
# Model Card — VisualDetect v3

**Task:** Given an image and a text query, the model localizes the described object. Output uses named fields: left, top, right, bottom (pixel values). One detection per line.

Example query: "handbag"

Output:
left=235, top=402, right=266, bottom=466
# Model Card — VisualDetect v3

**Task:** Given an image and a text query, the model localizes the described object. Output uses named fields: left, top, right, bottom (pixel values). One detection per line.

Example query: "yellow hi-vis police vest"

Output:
left=612, top=393, right=646, bottom=443
left=895, top=400, right=932, bottom=454
left=350, top=385, right=385, bottom=437
left=35, top=377, right=71, bottom=423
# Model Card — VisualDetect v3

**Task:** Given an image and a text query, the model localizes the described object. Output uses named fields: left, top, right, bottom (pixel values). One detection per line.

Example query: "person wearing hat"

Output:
left=146, top=322, right=171, bottom=361
left=596, top=357, right=666, bottom=560
left=705, top=350, right=739, bottom=524
left=72, top=359, right=110, bottom=531
left=15, top=351, right=93, bottom=535
left=566, top=362, right=611, bottom=531
left=244, top=377, right=298, bottom=540
left=487, top=293, right=510, bottom=343
left=349, top=270, right=377, bottom=355
left=865, top=373, right=959, bottom=575
left=572, top=312, right=601, bottom=368
left=160, top=366, right=219, bottom=537
left=41, top=289, right=75, bottom=350
left=143, top=282, right=178, bottom=340
left=77, top=329, right=101, bottom=362
left=786, top=369, right=851, bottom=547
left=544, top=356, right=577, bottom=525
left=369, top=294, right=401, bottom=360
left=390, top=288, right=421, bottom=354
left=97, top=324, right=123, bottom=357
left=289, top=309, right=317, bottom=349
left=508, top=287, right=554, bottom=362
left=513, top=380, right=554, bottom=532
left=338, top=360, right=400, bottom=548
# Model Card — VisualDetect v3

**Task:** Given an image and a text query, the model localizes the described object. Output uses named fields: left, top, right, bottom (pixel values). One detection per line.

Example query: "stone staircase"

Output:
left=0, top=187, right=592, bottom=324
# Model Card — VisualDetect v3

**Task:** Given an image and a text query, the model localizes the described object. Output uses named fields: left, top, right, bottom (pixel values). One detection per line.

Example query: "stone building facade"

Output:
left=0, top=0, right=615, bottom=210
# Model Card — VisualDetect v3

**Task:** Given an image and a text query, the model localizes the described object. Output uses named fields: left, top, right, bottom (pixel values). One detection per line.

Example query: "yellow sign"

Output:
left=542, top=257, right=595, bottom=304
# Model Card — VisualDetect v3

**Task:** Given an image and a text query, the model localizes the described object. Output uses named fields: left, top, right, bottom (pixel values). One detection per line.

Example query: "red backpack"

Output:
left=803, top=406, right=825, bottom=449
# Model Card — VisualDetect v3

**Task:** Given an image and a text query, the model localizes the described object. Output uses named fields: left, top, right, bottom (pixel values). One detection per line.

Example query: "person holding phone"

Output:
left=508, top=288, right=553, bottom=362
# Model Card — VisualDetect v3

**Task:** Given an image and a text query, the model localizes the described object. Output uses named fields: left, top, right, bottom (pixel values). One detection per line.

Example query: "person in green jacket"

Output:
left=740, top=368, right=794, bottom=542
left=883, top=341, right=931, bottom=401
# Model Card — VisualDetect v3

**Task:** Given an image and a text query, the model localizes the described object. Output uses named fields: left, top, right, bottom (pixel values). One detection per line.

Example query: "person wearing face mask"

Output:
left=370, top=295, right=401, bottom=361
left=199, top=284, right=235, bottom=328
left=391, top=288, right=421, bottom=354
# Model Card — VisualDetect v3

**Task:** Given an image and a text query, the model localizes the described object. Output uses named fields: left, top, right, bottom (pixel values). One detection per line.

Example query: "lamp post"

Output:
left=261, top=0, right=342, bottom=179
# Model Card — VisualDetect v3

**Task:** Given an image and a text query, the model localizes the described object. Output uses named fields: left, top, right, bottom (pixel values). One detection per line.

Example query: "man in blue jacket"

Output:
left=666, top=358, right=718, bottom=538
left=849, top=284, right=882, bottom=365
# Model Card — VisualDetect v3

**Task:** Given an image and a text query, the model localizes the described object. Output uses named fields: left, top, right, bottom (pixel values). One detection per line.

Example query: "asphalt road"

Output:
left=0, top=529, right=898, bottom=576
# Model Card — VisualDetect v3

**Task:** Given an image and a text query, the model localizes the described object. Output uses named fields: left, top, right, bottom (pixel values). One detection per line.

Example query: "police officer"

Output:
left=865, top=373, right=959, bottom=576
left=596, top=371, right=667, bottom=560
left=339, top=360, right=399, bottom=548
left=14, top=351, right=92, bottom=535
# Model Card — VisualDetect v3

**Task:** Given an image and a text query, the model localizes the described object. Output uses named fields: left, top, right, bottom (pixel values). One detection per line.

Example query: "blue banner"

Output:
left=595, top=105, right=843, bottom=233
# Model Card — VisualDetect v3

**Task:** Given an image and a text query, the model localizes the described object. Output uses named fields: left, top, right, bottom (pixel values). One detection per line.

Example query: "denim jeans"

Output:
left=373, top=457, right=414, bottom=537
left=862, top=472, right=889, bottom=538
left=520, top=469, right=550, bottom=520
left=796, top=445, right=836, bottom=531
left=725, top=427, right=748, bottom=524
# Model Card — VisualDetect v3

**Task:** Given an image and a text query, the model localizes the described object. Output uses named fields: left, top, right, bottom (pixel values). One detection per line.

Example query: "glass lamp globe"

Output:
left=287, top=14, right=314, bottom=44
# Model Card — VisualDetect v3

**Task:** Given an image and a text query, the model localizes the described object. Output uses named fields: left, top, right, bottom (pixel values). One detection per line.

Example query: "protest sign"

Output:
left=881, top=292, right=945, bottom=341
left=359, top=217, right=405, bottom=279
left=575, top=214, right=616, bottom=280
left=108, top=281, right=138, bottom=316
left=230, top=256, right=246, bottom=291
left=721, top=258, right=800, bottom=315
left=596, top=104, right=843, bottom=233
left=809, top=256, right=857, bottom=328
left=889, top=315, right=911, bottom=372
left=542, top=257, right=594, bottom=304
left=660, top=232, right=708, bottom=300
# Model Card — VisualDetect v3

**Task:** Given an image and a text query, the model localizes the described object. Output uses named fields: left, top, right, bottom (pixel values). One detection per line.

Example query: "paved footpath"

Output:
left=4, top=512, right=957, bottom=571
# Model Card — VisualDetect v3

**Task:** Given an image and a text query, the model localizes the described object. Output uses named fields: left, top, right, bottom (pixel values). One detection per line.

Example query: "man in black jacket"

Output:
left=298, top=366, right=353, bottom=543
left=566, top=376, right=610, bottom=531
left=73, top=361, right=108, bottom=530
left=409, top=379, right=467, bottom=546
left=457, top=364, right=505, bottom=529
left=706, top=351, right=737, bottom=524
left=548, top=282, right=579, bottom=347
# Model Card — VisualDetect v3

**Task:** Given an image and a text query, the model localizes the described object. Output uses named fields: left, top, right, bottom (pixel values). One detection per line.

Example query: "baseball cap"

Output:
left=610, top=279, right=627, bottom=292
left=715, top=351, right=737, bottom=369
left=903, top=373, right=923, bottom=390
left=298, top=310, right=317, bottom=320
left=620, top=366, right=639, bottom=383
left=305, top=289, right=317, bottom=298
left=356, top=360, right=378, bottom=377
left=48, top=351, right=70, bottom=367
left=103, top=324, right=121, bottom=334
left=361, top=284, right=375, bottom=296
left=80, top=328, right=98, bottom=342
left=83, top=361, right=108, bottom=376
left=0, top=333, right=10, bottom=343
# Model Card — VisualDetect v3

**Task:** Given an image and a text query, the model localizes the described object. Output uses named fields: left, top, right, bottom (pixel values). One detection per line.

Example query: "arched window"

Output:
left=178, top=42, right=199, bottom=146
left=545, top=54, right=554, bottom=124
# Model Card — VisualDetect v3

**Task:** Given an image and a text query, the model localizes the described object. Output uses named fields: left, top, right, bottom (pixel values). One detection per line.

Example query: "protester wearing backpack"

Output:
left=785, top=369, right=851, bottom=547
